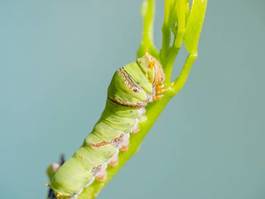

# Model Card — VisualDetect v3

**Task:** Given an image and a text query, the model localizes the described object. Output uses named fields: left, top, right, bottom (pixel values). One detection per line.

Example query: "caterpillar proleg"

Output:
left=48, top=53, right=165, bottom=198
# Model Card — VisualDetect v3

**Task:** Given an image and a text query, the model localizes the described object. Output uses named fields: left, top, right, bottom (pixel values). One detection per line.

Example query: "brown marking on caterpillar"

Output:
left=108, top=68, right=150, bottom=108
left=108, top=97, right=146, bottom=108
left=89, top=134, right=126, bottom=149
left=112, top=135, right=124, bottom=148
left=90, top=141, right=111, bottom=148
left=114, top=134, right=131, bottom=151
left=118, top=68, right=141, bottom=93
left=90, top=134, right=130, bottom=152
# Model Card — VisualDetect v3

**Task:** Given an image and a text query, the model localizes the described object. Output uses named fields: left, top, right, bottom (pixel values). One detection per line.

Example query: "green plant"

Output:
left=47, top=0, right=207, bottom=198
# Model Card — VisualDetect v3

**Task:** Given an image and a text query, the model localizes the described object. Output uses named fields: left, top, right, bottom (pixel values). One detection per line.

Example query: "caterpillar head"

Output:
left=137, top=53, right=165, bottom=98
left=137, top=53, right=165, bottom=87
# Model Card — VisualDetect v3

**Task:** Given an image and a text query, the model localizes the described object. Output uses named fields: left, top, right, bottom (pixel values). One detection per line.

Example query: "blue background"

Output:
left=0, top=0, right=264, bottom=198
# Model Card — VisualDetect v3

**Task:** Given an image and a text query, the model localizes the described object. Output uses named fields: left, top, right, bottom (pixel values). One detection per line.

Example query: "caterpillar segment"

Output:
left=47, top=155, right=66, bottom=199
left=48, top=53, right=165, bottom=199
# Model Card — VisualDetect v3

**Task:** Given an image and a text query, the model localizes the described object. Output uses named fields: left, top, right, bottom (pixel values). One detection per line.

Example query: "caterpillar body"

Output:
left=49, top=53, right=165, bottom=199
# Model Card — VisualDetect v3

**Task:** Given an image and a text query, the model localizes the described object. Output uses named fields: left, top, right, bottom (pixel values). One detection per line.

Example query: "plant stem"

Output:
left=137, top=0, right=158, bottom=58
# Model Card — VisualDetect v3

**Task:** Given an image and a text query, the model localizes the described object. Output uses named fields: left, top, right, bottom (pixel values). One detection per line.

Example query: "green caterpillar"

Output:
left=48, top=53, right=165, bottom=199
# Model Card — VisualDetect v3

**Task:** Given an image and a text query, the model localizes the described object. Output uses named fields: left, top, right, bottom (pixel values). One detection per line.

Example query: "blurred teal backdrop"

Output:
left=0, top=1, right=264, bottom=199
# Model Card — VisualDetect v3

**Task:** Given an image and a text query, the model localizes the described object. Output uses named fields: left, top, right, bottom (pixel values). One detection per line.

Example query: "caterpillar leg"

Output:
left=154, top=84, right=166, bottom=100
left=109, top=152, right=119, bottom=167
left=95, top=165, right=107, bottom=182
left=132, top=119, right=140, bottom=134
left=120, top=133, right=130, bottom=152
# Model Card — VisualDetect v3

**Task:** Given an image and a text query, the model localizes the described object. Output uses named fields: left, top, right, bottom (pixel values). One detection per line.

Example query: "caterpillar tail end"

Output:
left=47, top=154, right=66, bottom=199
